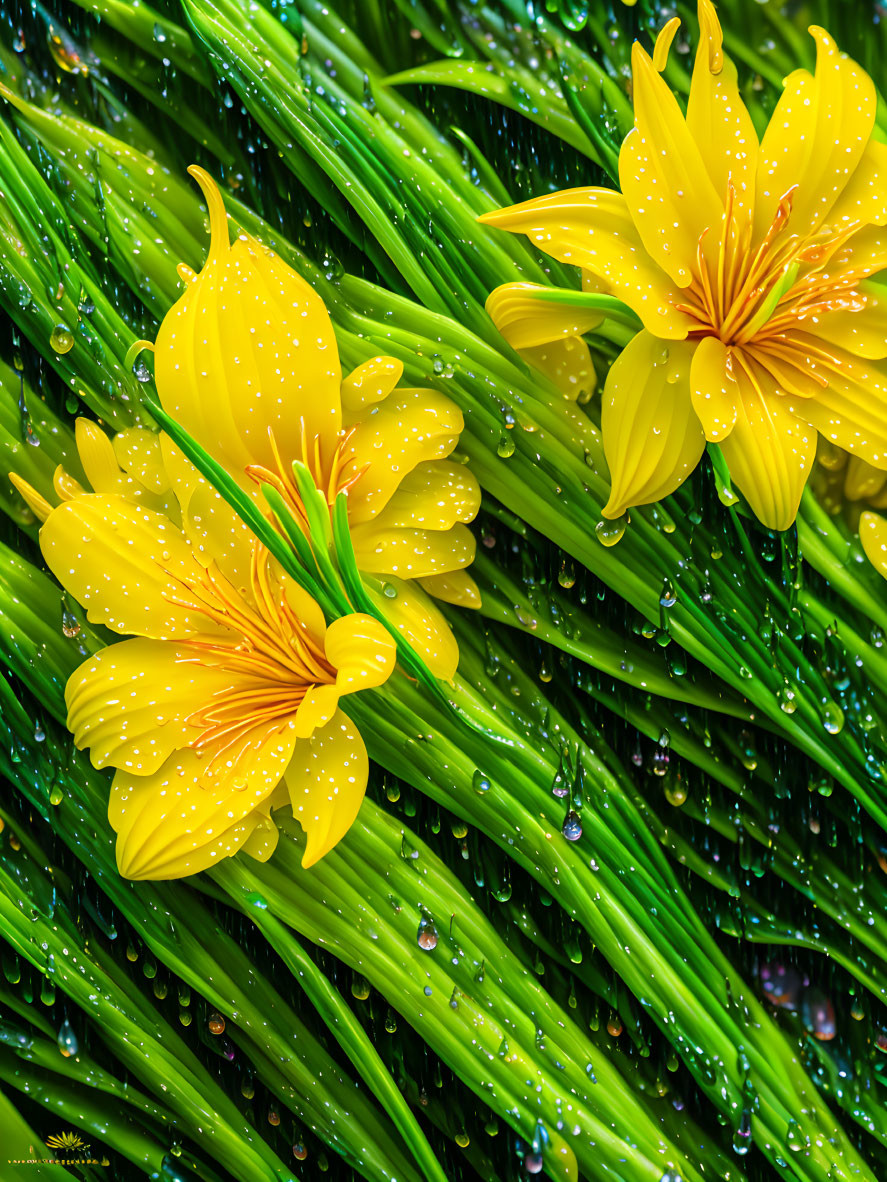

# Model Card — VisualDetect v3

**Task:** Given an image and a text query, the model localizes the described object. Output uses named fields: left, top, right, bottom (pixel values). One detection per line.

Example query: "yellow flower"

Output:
left=479, top=1, right=887, bottom=531
left=812, top=441, right=887, bottom=581
left=12, top=421, right=397, bottom=879
left=153, top=168, right=481, bottom=678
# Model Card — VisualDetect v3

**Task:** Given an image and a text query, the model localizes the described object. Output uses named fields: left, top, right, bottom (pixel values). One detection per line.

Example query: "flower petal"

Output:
left=365, top=574, right=460, bottom=680
left=601, top=332, right=705, bottom=518
left=754, top=30, right=875, bottom=244
left=826, top=138, right=887, bottom=229
left=39, top=495, right=219, bottom=639
left=478, top=189, right=694, bottom=339
left=351, top=522, right=476, bottom=579
left=111, top=722, right=295, bottom=880
left=860, top=510, right=887, bottom=580
left=285, top=709, right=368, bottom=868
left=65, top=637, right=238, bottom=775
left=418, top=570, right=482, bottom=609
left=690, top=336, right=738, bottom=442
left=294, top=684, right=341, bottom=739
left=356, top=461, right=480, bottom=532
left=324, top=613, right=397, bottom=694
left=341, top=356, right=403, bottom=418
left=522, top=338, right=596, bottom=402
left=112, top=429, right=172, bottom=496
left=784, top=335, right=887, bottom=468
left=485, top=282, right=604, bottom=349
left=844, top=456, right=887, bottom=502
left=619, top=42, right=723, bottom=287
left=686, top=0, right=758, bottom=204
left=802, top=281, right=887, bottom=360
left=155, top=168, right=342, bottom=479
left=344, top=388, right=465, bottom=522
left=718, top=355, right=815, bottom=530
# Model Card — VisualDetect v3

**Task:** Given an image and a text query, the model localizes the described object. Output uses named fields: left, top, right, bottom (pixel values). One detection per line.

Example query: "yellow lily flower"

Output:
left=11, top=421, right=397, bottom=879
left=153, top=168, right=481, bottom=678
left=479, top=0, right=887, bottom=531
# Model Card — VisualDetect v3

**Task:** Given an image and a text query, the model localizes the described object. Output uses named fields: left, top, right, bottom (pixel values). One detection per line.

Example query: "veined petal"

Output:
left=619, top=42, right=723, bottom=287
left=351, top=522, right=476, bottom=579
left=285, top=709, right=368, bottom=868
left=844, top=456, right=887, bottom=502
left=357, top=461, right=480, bottom=532
left=155, top=168, right=342, bottom=479
left=686, top=0, right=758, bottom=203
left=75, top=420, right=126, bottom=494
left=478, top=189, right=694, bottom=339
left=39, top=495, right=220, bottom=639
left=341, top=356, right=403, bottom=418
left=344, top=388, right=464, bottom=522
left=755, top=30, right=875, bottom=244
left=601, top=332, right=705, bottom=518
left=324, top=613, right=397, bottom=694
left=690, top=335, right=738, bottom=442
left=485, top=282, right=604, bottom=348
left=111, top=723, right=295, bottom=880
left=365, top=574, right=460, bottom=680
left=65, top=637, right=237, bottom=775
left=418, top=570, right=482, bottom=609
left=801, top=281, right=887, bottom=359
left=785, top=336, right=887, bottom=467
left=718, top=354, right=815, bottom=530
left=860, top=511, right=887, bottom=580
left=520, top=337, right=596, bottom=402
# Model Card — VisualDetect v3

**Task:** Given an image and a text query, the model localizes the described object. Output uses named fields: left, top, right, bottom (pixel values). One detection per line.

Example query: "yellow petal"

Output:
left=785, top=335, right=887, bottom=468
left=112, top=724, right=295, bottom=880
left=344, top=387, right=464, bottom=522
left=324, top=612, right=397, bottom=694
left=802, top=281, right=887, bottom=359
left=75, top=419, right=124, bottom=494
left=285, top=709, right=368, bottom=868
left=418, top=570, right=482, bottom=609
left=240, top=809, right=281, bottom=863
left=479, top=190, right=693, bottom=339
left=844, top=455, right=887, bottom=502
left=65, top=637, right=237, bottom=775
left=355, top=460, right=480, bottom=531
left=602, top=332, right=705, bottom=518
left=690, top=336, right=738, bottom=442
left=341, top=356, right=403, bottom=418
left=351, top=522, right=476, bottom=579
left=294, top=684, right=341, bottom=739
left=826, top=138, right=887, bottom=229
left=39, top=495, right=220, bottom=639
left=718, top=354, right=815, bottom=530
left=522, top=336, right=596, bottom=402
left=8, top=473, right=53, bottom=523
left=754, top=30, right=875, bottom=244
left=860, top=511, right=887, bottom=581
left=154, top=167, right=342, bottom=479
left=365, top=574, right=460, bottom=680
left=619, top=42, right=723, bottom=287
left=484, top=282, right=603, bottom=349
left=112, top=428, right=172, bottom=496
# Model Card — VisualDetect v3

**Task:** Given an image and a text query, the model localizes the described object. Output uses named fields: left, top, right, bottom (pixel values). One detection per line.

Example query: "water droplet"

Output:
left=50, top=324, right=74, bottom=354
left=557, top=559, right=576, bottom=588
left=659, top=578, right=677, bottom=608
left=382, top=581, right=398, bottom=598
left=208, top=1012, right=226, bottom=1035
left=417, top=915, right=439, bottom=950
left=562, top=810, right=582, bottom=841
left=496, top=432, right=515, bottom=458
left=472, top=769, right=491, bottom=794
left=822, top=702, right=844, bottom=735
left=732, top=1107, right=752, bottom=1155
left=57, top=1018, right=78, bottom=1057
left=595, top=515, right=626, bottom=546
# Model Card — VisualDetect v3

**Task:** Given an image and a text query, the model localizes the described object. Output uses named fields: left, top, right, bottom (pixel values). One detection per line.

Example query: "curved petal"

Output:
left=485, top=282, right=604, bottom=349
left=844, top=456, right=887, bottom=502
left=860, top=511, right=887, bottom=581
left=826, top=138, right=887, bottom=229
left=111, top=722, right=295, bottom=880
left=520, top=338, right=596, bottom=402
left=784, top=335, right=887, bottom=468
left=357, top=461, right=480, bottom=532
left=351, top=522, right=476, bottom=579
left=155, top=168, right=342, bottom=478
left=754, top=30, right=875, bottom=244
left=294, top=684, right=341, bottom=739
left=285, top=709, right=368, bottom=868
left=365, top=574, right=460, bottom=680
left=65, top=637, right=238, bottom=775
left=686, top=0, right=758, bottom=204
left=690, top=336, right=738, bottom=442
left=801, top=281, right=887, bottom=359
left=418, top=570, right=482, bottom=609
left=324, top=612, right=397, bottom=695
left=718, top=355, right=815, bottom=530
left=112, top=429, right=172, bottom=496
left=601, top=332, right=705, bottom=518
left=341, top=356, right=403, bottom=418
left=478, top=189, right=694, bottom=340
left=344, top=388, right=464, bottom=522
left=75, top=420, right=125, bottom=494
left=39, top=495, right=220, bottom=640
left=619, top=42, right=723, bottom=287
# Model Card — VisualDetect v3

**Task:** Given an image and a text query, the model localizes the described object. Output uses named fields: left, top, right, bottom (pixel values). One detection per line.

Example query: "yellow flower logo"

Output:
left=46, top=1132, right=89, bottom=1152
left=480, top=0, right=887, bottom=532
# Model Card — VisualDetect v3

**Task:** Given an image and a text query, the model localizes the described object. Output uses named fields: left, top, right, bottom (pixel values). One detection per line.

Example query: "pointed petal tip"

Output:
left=187, top=164, right=230, bottom=257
